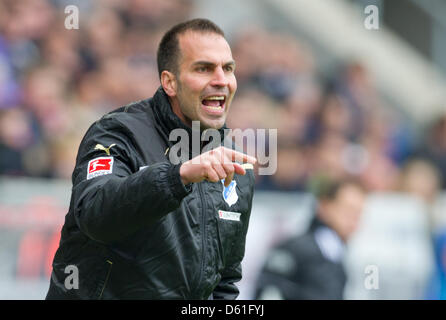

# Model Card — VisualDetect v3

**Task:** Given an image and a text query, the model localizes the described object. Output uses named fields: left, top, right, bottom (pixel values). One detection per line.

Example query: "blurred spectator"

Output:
left=226, top=88, right=277, bottom=131
left=0, top=38, right=21, bottom=108
left=418, top=114, right=446, bottom=189
left=0, top=107, right=35, bottom=175
left=255, top=142, right=308, bottom=192
left=359, top=148, right=400, bottom=192
left=398, top=158, right=446, bottom=300
left=254, top=179, right=366, bottom=299
left=22, top=65, right=71, bottom=138
left=307, top=132, right=350, bottom=182
left=426, top=232, right=446, bottom=300
left=330, top=61, right=378, bottom=139
left=399, top=158, right=441, bottom=209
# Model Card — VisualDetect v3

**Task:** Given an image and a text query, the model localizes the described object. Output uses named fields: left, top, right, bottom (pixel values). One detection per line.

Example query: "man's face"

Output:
left=320, top=184, right=365, bottom=242
left=168, top=31, right=237, bottom=130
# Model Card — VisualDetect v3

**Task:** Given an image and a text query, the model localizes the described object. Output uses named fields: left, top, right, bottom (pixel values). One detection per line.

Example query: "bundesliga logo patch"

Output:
left=87, top=157, right=113, bottom=180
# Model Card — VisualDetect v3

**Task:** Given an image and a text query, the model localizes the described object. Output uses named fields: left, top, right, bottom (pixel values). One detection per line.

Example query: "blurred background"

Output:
left=1, top=0, right=446, bottom=299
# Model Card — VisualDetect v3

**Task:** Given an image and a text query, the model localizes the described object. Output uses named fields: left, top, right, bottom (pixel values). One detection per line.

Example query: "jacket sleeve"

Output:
left=254, top=266, right=302, bottom=300
left=212, top=262, right=242, bottom=300
left=70, top=117, right=191, bottom=245
left=212, top=171, right=255, bottom=300
left=254, top=243, right=302, bottom=300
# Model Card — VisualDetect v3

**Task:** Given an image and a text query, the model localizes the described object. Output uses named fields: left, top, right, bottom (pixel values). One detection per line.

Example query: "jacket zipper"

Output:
left=195, top=179, right=207, bottom=298
left=98, top=260, right=113, bottom=299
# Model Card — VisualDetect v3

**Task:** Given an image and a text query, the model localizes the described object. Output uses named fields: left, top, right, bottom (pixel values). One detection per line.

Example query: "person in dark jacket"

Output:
left=46, top=19, right=256, bottom=300
left=254, top=179, right=365, bottom=300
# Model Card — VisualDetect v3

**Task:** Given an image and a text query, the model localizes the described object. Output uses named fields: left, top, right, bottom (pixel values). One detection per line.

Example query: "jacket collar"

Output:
left=150, top=86, right=230, bottom=154
left=151, top=86, right=191, bottom=138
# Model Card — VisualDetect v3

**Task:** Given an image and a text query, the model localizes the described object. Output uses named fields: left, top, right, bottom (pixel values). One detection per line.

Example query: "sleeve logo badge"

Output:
left=221, top=179, right=238, bottom=206
left=87, top=157, right=114, bottom=180
left=94, top=143, right=116, bottom=155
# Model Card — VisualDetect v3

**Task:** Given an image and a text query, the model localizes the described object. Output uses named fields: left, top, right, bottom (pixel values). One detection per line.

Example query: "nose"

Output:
left=210, top=66, right=229, bottom=87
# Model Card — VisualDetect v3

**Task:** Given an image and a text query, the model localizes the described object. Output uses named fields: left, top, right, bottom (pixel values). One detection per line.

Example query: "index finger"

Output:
left=224, top=148, right=257, bottom=165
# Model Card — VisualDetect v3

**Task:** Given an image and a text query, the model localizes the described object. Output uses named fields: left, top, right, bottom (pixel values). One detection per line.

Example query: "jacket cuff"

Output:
left=168, top=163, right=192, bottom=201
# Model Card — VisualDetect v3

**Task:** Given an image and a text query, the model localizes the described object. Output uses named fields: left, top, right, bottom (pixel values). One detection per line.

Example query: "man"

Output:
left=46, top=19, right=256, bottom=300
left=254, top=179, right=365, bottom=299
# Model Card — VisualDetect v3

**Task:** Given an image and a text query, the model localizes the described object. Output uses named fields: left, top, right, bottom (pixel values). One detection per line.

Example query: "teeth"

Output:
left=207, top=106, right=222, bottom=110
left=205, top=96, right=225, bottom=100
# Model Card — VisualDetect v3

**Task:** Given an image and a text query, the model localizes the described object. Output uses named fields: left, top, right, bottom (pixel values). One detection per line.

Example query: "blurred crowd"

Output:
left=1, top=0, right=445, bottom=196
left=1, top=0, right=446, bottom=298
left=0, top=0, right=194, bottom=178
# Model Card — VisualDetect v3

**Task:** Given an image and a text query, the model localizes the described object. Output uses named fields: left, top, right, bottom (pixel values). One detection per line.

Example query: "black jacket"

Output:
left=254, top=217, right=346, bottom=300
left=46, top=87, right=255, bottom=300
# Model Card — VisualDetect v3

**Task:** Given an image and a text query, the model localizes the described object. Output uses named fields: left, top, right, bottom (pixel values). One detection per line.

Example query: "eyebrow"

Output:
left=192, top=60, right=236, bottom=68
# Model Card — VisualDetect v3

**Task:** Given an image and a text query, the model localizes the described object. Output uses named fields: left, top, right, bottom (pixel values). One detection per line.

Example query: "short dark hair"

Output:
left=308, top=176, right=365, bottom=201
left=156, top=18, right=225, bottom=78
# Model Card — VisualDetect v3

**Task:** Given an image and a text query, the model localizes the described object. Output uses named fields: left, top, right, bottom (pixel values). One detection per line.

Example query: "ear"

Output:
left=161, top=70, right=177, bottom=97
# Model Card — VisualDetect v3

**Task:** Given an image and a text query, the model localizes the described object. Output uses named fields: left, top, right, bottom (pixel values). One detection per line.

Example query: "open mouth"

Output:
left=201, top=95, right=226, bottom=114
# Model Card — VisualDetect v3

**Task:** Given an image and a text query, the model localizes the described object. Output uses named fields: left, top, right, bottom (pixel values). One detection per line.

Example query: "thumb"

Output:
left=224, top=171, right=234, bottom=187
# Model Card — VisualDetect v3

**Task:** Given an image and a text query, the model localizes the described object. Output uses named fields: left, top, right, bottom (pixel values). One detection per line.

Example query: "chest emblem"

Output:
left=221, top=179, right=238, bottom=206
